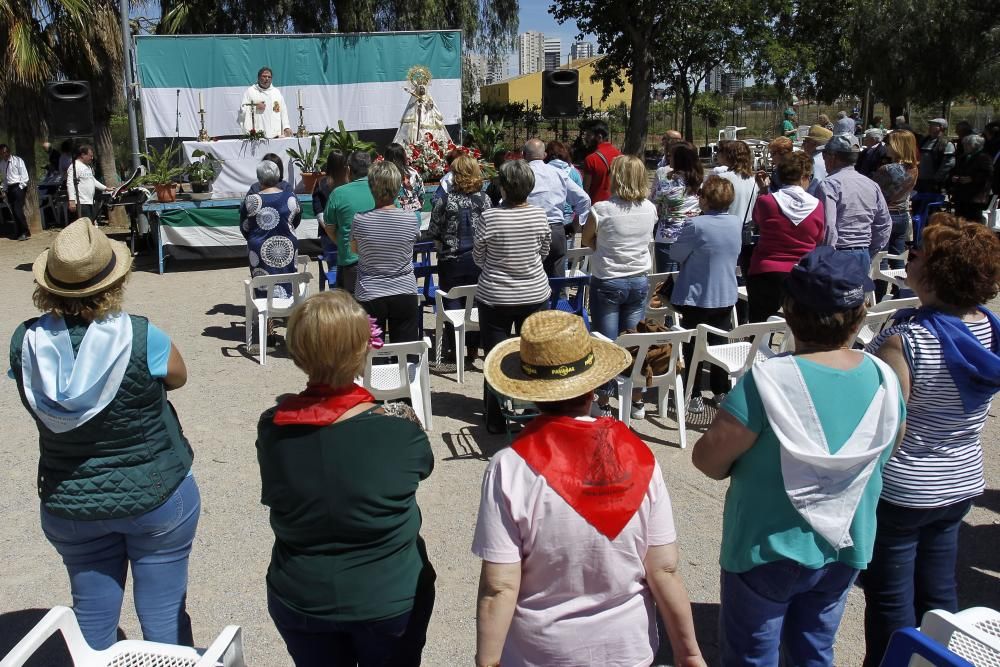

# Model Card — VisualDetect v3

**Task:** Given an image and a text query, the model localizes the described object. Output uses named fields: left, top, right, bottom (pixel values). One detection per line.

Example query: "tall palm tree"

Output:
left=0, top=0, right=89, bottom=231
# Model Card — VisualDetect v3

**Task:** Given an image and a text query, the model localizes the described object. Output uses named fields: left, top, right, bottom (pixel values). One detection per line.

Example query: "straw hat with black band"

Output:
left=33, top=218, right=133, bottom=298
left=484, top=310, right=632, bottom=402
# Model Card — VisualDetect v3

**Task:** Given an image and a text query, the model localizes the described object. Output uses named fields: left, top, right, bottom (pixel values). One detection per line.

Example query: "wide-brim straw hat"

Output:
left=804, top=125, right=834, bottom=144
left=33, top=218, right=133, bottom=298
left=484, top=310, right=632, bottom=403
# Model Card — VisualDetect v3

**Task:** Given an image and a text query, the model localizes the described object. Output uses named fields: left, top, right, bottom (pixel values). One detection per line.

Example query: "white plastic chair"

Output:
left=362, top=338, right=433, bottom=430
left=717, top=126, right=747, bottom=141
left=870, top=250, right=908, bottom=296
left=0, top=606, right=245, bottom=667
left=243, top=270, right=312, bottom=365
left=914, top=607, right=1000, bottom=667
left=685, top=319, right=787, bottom=405
left=645, top=272, right=679, bottom=326
left=613, top=328, right=694, bottom=446
left=433, top=285, right=479, bottom=383
left=565, top=247, right=593, bottom=278
left=854, top=296, right=920, bottom=348
left=983, top=195, right=999, bottom=231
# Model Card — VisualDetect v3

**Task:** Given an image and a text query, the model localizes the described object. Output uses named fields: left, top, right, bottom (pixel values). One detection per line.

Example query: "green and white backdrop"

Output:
left=135, top=31, right=463, bottom=145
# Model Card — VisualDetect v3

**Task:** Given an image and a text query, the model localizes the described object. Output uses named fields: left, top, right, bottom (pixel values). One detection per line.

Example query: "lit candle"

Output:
left=199, top=91, right=204, bottom=110
left=298, top=89, right=303, bottom=107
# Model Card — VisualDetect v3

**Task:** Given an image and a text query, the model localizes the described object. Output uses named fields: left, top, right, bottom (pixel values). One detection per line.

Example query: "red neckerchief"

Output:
left=512, top=415, right=655, bottom=540
left=273, top=383, right=376, bottom=426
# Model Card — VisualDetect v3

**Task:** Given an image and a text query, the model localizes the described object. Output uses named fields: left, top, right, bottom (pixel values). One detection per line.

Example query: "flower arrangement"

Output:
left=405, top=132, right=492, bottom=182
left=368, top=316, right=384, bottom=350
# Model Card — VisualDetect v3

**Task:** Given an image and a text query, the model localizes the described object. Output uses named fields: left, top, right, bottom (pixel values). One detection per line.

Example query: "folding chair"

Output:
left=362, top=338, right=434, bottom=430
left=433, top=284, right=479, bottom=383
left=413, top=241, right=438, bottom=311
left=243, top=270, right=312, bottom=365
left=316, top=245, right=338, bottom=291
left=911, top=192, right=946, bottom=243
left=0, top=606, right=245, bottom=667
left=613, top=328, right=694, bottom=445
left=685, top=319, right=787, bottom=405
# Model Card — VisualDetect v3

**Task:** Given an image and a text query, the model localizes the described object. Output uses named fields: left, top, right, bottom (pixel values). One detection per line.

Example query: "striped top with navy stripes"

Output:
left=868, top=317, right=994, bottom=508
left=351, top=208, right=420, bottom=303
left=473, top=205, right=552, bottom=307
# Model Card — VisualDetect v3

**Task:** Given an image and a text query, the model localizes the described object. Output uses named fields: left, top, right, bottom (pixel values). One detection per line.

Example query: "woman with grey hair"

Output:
left=948, top=133, right=994, bottom=222
left=351, top=160, right=422, bottom=342
left=474, top=159, right=551, bottom=432
left=240, top=159, right=301, bottom=342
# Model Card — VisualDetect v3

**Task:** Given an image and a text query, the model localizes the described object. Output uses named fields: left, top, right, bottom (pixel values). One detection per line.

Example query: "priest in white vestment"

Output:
left=237, top=67, right=292, bottom=138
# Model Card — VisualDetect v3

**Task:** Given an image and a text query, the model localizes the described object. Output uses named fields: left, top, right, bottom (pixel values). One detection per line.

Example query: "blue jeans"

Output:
left=589, top=275, right=650, bottom=341
left=267, top=579, right=434, bottom=667
left=654, top=242, right=677, bottom=273
left=40, top=474, right=201, bottom=650
left=860, top=498, right=973, bottom=667
left=720, top=560, right=858, bottom=667
left=838, top=247, right=873, bottom=280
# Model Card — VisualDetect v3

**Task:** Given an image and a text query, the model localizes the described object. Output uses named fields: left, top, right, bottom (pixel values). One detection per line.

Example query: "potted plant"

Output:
left=327, top=120, right=376, bottom=156
left=139, top=142, right=186, bottom=202
left=286, top=129, right=332, bottom=193
left=463, top=115, right=506, bottom=161
left=186, top=148, right=223, bottom=200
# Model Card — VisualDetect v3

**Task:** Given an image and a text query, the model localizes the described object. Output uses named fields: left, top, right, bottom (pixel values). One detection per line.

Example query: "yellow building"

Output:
left=479, top=56, right=633, bottom=109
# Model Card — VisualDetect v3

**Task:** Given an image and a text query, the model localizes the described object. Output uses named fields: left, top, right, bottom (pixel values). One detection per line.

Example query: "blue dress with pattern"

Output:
left=240, top=183, right=301, bottom=298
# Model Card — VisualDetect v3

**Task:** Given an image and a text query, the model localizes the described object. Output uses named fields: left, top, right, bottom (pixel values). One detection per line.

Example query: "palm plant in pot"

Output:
left=139, top=142, right=186, bottom=202
left=286, top=127, right=336, bottom=193
left=186, top=149, right=223, bottom=200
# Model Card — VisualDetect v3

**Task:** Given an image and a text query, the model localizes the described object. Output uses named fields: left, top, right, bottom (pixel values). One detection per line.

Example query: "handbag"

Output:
left=623, top=319, right=683, bottom=387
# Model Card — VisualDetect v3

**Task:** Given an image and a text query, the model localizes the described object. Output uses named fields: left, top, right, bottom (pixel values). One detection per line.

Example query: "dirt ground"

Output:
left=0, top=225, right=997, bottom=666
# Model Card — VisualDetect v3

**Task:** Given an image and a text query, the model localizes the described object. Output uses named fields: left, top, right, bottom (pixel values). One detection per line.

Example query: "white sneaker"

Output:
left=687, top=396, right=705, bottom=414
left=630, top=401, right=646, bottom=420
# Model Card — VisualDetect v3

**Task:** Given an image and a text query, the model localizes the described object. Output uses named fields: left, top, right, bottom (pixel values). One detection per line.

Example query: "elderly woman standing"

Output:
left=351, top=161, right=421, bottom=343
left=474, top=310, right=706, bottom=667
left=947, top=134, right=994, bottom=222
left=862, top=213, right=1000, bottom=666
left=650, top=143, right=703, bottom=272
left=746, top=152, right=825, bottom=322
left=258, top=290, right=435, bottom=666
left=582, top=154, right=657, bottom=418
left=10, top=219, right=198, bottom=650
left=475, top=159, right=551, bottom=432
left=670, top=176, right=743, bottom=414
left=693, top=247, right=905, bottom=667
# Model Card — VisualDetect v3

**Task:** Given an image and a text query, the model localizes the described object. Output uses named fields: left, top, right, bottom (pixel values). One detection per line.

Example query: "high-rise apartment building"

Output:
left=518, top=31, right=545, bottom=75
left=544, top=37, right=561, bottom=70
left=570, top=41, right=595, bottom=61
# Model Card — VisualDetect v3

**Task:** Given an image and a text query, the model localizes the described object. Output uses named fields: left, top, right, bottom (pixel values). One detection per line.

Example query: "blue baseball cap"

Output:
left=785, top=246, right=873, bottom=312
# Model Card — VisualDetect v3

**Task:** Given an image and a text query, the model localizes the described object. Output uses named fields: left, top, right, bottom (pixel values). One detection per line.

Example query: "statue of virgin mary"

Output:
left=393, top=65, right=452, bottom=145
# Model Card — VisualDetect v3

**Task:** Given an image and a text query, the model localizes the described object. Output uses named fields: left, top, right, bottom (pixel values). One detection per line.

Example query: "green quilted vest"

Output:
left=10, top=314, right=193, bottom=520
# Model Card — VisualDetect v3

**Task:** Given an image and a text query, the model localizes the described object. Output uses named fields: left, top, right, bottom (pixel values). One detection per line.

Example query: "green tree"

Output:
left=695, top=93, right=723, bottom=146
left=0, top=0, right=89, bottom=230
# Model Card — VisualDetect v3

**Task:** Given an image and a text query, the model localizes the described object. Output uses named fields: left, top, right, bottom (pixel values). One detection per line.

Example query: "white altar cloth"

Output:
left=182, top=137, right=314, bottom=198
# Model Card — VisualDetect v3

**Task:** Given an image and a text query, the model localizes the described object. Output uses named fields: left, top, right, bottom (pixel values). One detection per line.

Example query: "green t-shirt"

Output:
left=324, top=177, right=375, bottom=267
left=257, top=407, right=434, bottom=621
left=782, top=119, right=796, bottom=137
left=719, top=355, right=905, bottom=573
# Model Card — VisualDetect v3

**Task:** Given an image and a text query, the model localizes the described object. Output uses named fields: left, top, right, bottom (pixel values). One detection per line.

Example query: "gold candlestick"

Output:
left=296, top=104, right=307, bottom=138
left=197, top=108, right=209, bottom=141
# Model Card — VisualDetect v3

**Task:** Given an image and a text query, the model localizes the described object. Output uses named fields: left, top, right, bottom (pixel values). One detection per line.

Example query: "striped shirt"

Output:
left=474, top=205, right=551, bottom=306
left=352, top=208, right=419, bottom=303
left=868, top=317, right=994, bottom=508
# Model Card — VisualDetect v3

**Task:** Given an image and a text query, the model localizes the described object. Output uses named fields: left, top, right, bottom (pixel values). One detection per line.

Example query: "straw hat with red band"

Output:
left=32, top=218, right=133, bottom=298
left=483, top=310, right=632, bottom=402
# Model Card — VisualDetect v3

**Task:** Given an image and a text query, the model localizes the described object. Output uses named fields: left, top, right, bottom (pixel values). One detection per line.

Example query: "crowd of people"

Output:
left=7, top=108, right=1000, bottom=667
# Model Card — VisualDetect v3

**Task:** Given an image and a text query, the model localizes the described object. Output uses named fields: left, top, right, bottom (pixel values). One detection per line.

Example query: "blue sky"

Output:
left=504, top=3, right=594, bottom=75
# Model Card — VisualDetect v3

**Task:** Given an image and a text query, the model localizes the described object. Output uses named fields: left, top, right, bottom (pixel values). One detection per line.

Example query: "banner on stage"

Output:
left=135, top=31, right=462, bottom=143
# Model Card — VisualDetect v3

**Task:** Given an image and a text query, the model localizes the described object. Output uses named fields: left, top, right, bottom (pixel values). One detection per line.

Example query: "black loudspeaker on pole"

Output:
left=45, top=80, right=94, bottom=138
left=541, top=69, right=580, bottom=118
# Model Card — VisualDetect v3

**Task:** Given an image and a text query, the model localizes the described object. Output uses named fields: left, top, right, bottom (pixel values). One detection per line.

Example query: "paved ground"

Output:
left=0, top=226, right=997, bottom=666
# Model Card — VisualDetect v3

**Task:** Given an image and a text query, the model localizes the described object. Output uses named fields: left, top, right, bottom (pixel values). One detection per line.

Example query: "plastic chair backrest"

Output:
left=363, top=339, right=430, bottom=400
left=916, top=608, right=1000, bottom=667
left=434, top=284, right=478, bottom=324
left=714, top=318, right=787, bottom=374
left=615, top=328, right=693, bottom=386
left=249, top=271, right=311, bottom=317
left=880, top=627, right=974, bottom=667
left=413, top=241, right=434, bottom=268
left=565, top=247, right=593, bottom=276
left=548, top=275, right=588, bottom=314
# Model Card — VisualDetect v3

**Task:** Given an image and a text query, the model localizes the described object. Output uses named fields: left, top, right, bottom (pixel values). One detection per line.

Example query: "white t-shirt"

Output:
left=590, top=198, right=657, bottom=280
left=715, top=168, right=759, bottom=225
left=472, top=445, right=677, bottom=667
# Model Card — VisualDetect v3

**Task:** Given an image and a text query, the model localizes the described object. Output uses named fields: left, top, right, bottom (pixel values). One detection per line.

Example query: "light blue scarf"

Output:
left=21, top=313, right=133, bottom=433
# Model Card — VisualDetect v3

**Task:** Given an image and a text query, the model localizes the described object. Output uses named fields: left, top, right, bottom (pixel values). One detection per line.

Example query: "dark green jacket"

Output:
left=11, top=314, right=193, bottom=520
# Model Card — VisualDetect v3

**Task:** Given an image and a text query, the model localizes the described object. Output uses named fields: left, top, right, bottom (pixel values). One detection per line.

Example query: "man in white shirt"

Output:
left=237, top=67, right=292, bottom=138
left=523, top=138, right=591, bottom=277
left=0, top=144, right=31, bottom=240
left=800, top=125, right=833, bottom=196
left=66, top=144, right=107, bottom=222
